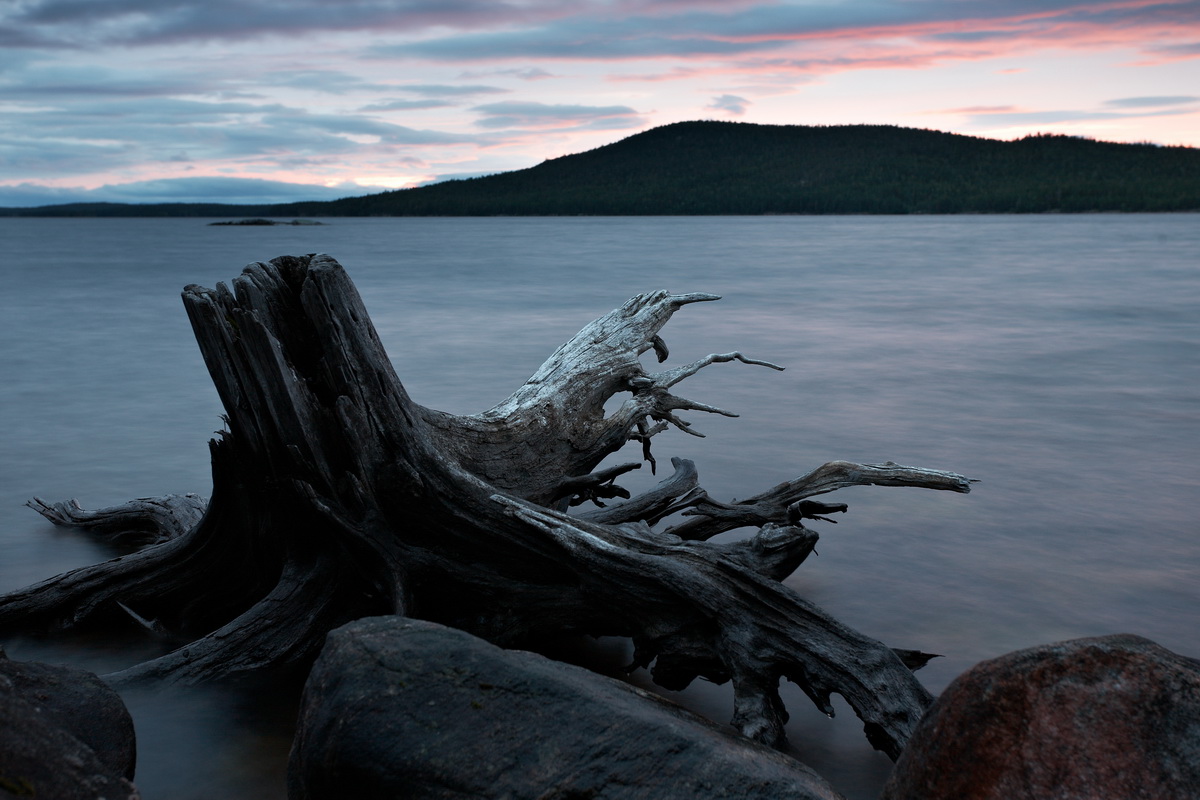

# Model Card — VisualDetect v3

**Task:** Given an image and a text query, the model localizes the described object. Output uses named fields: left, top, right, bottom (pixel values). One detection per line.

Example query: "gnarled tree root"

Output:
left=27, top=494, right=206, bottom=546
left=1, top=254, right=973, bottom=759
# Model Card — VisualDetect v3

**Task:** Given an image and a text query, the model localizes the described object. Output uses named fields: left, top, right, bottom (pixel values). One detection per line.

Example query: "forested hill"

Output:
left=6, top=121, right=1199, bottom=216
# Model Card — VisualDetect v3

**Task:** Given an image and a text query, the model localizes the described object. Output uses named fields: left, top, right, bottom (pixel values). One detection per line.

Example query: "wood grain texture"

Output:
left=1, top=253, right=975, bottom=758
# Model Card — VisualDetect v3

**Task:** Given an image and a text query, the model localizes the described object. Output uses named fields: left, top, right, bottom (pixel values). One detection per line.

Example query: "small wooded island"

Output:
left=209, top=218, right=324, bottom=226
left=2, top=121, right=1197, bottom=217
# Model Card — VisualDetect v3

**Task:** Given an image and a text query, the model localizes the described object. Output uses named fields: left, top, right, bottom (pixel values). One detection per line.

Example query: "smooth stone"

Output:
left=0, top=647, right=139, bottom=799
left=290, top=616, right=846, bottom=800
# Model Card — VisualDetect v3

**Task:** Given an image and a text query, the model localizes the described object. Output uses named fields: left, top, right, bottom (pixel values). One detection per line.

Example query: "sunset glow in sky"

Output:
left=2, top=0, right=1198, bottom=205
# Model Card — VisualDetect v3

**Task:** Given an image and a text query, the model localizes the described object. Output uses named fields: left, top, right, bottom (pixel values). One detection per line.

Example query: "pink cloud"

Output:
left=589, top=1, right=1200, bottom=83
left=930, top=105, right=1023, bottom=115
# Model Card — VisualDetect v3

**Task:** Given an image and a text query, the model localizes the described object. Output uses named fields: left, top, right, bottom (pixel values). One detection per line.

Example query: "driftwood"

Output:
left=0, top=254, right=973, bottom=758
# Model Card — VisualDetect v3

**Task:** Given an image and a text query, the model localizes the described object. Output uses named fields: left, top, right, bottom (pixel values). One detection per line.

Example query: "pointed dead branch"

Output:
left=666, top=460, right=975, bottom=541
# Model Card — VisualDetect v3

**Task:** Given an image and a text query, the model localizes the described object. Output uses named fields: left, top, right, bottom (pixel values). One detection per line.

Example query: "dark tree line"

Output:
left=3, top=122, right=1197, bottom=217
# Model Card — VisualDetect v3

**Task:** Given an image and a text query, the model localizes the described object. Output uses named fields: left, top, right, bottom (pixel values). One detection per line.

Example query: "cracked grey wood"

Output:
left=1, top=254, right=973, bottom=759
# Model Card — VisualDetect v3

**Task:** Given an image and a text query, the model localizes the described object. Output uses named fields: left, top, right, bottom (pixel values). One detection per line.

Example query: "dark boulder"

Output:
left=0, top=647, right=139, bottom=798
left=882, top=634, right=1200, bottom=800
left=289, top=616, right=846, bottom=800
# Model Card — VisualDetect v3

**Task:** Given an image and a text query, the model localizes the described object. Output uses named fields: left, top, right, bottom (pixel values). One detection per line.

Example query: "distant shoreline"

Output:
left=3, top=210, right=1198, bottom=219
left=2, top=121, right=1196, bottom=217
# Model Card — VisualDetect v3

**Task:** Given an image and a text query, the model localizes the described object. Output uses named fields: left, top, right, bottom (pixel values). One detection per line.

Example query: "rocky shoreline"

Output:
left=5, top=628, right=1200, bottom=799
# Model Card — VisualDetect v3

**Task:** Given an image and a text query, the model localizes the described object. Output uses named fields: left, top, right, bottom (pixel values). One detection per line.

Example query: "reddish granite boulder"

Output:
left=882, top=634, right=1200, bottom=800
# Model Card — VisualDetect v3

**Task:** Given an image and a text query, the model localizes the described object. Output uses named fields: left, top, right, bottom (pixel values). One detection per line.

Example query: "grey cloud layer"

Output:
left=374, top=2, right=1197, bottom=62
left=0, top=91, right=492, bottom=181
left=955, top=96, right=1200, bottom=128
left=1105, top=95, right=1200, bottom=108
left=471, top=101, right=644, bottom=130
left=708, top=94, right=749, bottom=115
left=7, top=0, right=1192, bottom=56
left=3, top=0, right=553, bottom=47
left=400, top=84, right=510, bottom=96
left=0, top=176, right=389, bottom=207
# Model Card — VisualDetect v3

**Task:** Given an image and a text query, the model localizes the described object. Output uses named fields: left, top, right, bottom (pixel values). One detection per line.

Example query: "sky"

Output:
left=1, top=0, right=1198, bottom=206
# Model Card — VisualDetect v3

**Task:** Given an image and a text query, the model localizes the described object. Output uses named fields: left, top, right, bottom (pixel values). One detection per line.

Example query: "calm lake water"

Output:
left=1, top=215, right=1198, bottom=799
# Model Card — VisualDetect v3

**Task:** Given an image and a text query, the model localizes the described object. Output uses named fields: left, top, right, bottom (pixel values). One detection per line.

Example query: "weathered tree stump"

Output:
left=0, top=254, right=973, bottom=758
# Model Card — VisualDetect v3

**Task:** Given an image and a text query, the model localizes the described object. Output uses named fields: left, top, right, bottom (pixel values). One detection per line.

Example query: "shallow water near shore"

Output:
left=1, top=214, right=1198, bottom=799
